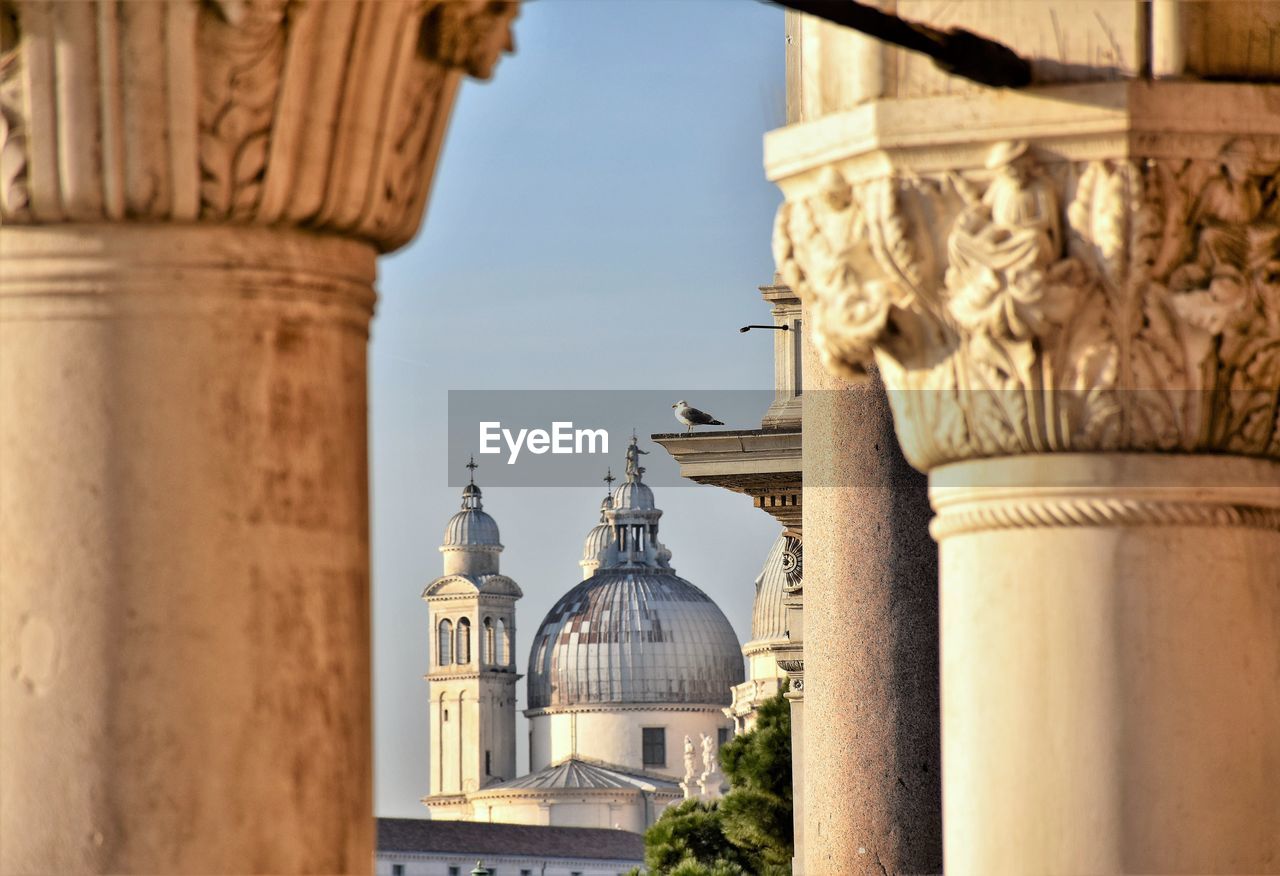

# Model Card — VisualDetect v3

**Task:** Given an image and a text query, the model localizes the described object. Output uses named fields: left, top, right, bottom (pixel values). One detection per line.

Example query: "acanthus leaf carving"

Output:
left=198, top=0, right=289, bottom=222
left=0, top=1, right=28, bottom=222
left=0, top=0, right=519, bottom=252
left=775, top=138, right=1280, bottom=470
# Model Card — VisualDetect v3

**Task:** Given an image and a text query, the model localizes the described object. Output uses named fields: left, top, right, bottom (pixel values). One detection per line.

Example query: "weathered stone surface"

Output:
left=0, top=0, right=516, bottom=250
left=770, top=82, right=1280, bottom=472
left=0, top=1, right=517, bottom=872
left=801, top=357, right=941, bottom=876
left=933, top=453, right=1280, bottom=874
left=771, top=23, right=1280, bottom=872
left=1, top=225, right=378, bottom=873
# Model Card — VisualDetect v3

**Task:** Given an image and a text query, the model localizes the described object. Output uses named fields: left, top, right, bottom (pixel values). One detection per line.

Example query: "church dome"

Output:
left=442, top=482, right=501, bottom=547
left=529, top=437, right=742, bottom=710
left=750, top=533, right=801, bottom=642
left=581, top=520, right=614, bottom=562
left=526, top=569, right=743, bottom=710
left=581, top=496, right=615, bottom=557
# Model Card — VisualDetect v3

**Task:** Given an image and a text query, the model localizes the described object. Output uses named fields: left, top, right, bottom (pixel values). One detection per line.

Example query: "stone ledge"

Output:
left=766, top=81, right=1280, bottom=185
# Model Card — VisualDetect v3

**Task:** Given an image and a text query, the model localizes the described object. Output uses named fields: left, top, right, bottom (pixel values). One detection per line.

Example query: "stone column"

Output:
left=776, top=553, right=806, bottom=875
left=800, top=351, right=940, bottom=875
left=771, top=60, right=1280, bottom=873
left=778, top=659, right=805, bottom=874
left=0, top=2, right=515, bottom=873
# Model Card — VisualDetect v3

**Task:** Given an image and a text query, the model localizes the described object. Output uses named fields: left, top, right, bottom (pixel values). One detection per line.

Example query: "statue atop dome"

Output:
left=624, top=436, right=648, bottom=481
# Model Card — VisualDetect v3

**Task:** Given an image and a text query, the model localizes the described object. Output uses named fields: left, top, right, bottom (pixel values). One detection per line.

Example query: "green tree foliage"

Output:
left=642, top=689, right=794, bottom=874
left=643, top=799, right=759, bottom=874
left=718, top=691, right=792, bottom=802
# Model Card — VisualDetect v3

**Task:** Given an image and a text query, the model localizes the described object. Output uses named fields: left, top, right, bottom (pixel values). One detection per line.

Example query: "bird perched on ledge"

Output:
left=672, top=400, right=724, bottom=433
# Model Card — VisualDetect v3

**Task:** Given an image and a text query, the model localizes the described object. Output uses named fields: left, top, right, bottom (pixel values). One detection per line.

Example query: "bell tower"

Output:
left=421, top=461, right=521, bottom=819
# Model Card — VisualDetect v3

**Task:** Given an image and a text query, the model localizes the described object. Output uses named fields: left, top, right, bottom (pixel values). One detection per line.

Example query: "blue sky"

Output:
left=371, top=0, right=786, bottom=817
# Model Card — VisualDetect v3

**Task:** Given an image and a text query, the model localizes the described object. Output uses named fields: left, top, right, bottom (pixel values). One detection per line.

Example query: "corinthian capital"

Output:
left=0, top=0, right=517, bottom=251
left=769, top=83, right=1280, bottom=471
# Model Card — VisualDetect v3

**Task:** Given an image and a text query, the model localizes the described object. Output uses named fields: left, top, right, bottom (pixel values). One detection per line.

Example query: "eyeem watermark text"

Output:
left=479, top=421, right=609, bottom=464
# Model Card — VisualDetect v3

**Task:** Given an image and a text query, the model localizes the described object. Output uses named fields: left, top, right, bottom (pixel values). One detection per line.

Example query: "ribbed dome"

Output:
left=580, top=495, right=616, bottom=577
left=527, top=569, right=744, bottom=710
left=442, top=482, right=501, bottom=547
left=612, top=480, right=655, bottom=511
left=581, top=522, right=614, bottom=565
left=750, top=533, right=799, bottom=642
left=443, top=509, right=500, bottom=546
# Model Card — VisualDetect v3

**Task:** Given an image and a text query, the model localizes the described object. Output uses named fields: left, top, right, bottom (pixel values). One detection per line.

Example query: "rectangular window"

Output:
left=521, top=871, right=533, bottom=876
left=449, top=867, right=460, bottom=876
left=642, top=726, right=666, bottom=767
left=485, top=750, right=491, bottom=776
left=391, top=866, right=404, bottom=876
left=718, top=727, right=731, bottom=748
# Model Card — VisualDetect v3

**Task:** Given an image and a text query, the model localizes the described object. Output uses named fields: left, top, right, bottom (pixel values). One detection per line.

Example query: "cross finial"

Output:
left=604, top=468, right=616, bottom=492
left=466, top=456, right=478, bottom=484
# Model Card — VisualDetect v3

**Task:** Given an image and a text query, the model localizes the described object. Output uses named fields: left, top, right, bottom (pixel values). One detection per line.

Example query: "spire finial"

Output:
left=460, top=456, right=483, bottom=510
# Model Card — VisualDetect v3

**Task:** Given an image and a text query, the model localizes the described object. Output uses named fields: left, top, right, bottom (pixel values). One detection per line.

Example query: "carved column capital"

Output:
left=769, top=82, right=1280, bottom=472
left=0, top=0, right=517, bottom=251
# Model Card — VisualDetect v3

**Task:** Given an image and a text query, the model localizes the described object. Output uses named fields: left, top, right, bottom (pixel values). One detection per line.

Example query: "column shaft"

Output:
left=0, top=225, right=377, bottom=874
left=801, top=352, right=941, bottom=874
left=934, top=454, right=1280, bottom=875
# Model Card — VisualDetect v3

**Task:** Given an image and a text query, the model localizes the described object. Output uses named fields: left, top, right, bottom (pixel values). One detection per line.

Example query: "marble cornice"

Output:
left=770, top=82, right=1280, bottom=471
left=423, top=669, right=521, bottom=683
left=0, top=0, right=517, bottom=252
left=765, top=83, right=1280, bottom=184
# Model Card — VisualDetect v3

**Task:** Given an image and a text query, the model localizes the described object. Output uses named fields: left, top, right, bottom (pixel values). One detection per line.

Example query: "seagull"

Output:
left=672, top=400, right=724, bottom=433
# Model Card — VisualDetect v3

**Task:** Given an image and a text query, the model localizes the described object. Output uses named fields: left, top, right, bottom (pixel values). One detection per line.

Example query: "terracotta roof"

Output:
left=376, top=818, right=644, bottom=861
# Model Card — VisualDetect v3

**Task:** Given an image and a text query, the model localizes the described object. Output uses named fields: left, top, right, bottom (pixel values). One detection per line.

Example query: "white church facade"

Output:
left=420, top=438, right=789, bottom=832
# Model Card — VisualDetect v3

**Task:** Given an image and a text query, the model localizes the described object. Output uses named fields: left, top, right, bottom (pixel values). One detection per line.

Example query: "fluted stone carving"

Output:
left=0, top=0, right=516, bottom=249
left=775, top=125, right=1280, bottom=472
left=1, top=2, right=517, bottom=871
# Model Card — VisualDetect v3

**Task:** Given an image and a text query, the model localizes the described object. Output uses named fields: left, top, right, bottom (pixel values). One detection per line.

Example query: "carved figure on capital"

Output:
left=945, top=141, right=1079, bottom=342
left=773, top=137, right=1280, bottom=469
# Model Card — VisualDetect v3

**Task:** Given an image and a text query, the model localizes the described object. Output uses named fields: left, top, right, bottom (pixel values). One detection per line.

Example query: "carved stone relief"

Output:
left=780, top=534, right=803, bottom=592
left=0, top=0, right=517, bottom=250
left=0, top=0, right=26, bottom=221
left=775, top=138, right=1280, bottom=470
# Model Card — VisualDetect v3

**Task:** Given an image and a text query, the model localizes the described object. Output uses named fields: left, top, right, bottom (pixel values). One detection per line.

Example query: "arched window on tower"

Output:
left=483, top=617, right=495, bottom=666
left=456, top=617, right=471, bottom=664
left=496, top=618, right=508, bottom=667
left=437, top=618, right=453, bottom=666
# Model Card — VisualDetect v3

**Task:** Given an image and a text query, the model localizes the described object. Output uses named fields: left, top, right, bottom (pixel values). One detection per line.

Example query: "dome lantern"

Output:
left=580, top=469, right=617, bottom=579
left=440, top=457, right=502, bottom=575
left=603, top=437, right=668, bottom=569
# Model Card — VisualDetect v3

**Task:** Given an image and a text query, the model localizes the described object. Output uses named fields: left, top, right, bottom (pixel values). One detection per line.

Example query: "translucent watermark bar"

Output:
left=446, top=389, right=1280, bottom=489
